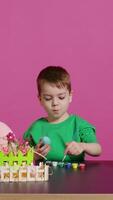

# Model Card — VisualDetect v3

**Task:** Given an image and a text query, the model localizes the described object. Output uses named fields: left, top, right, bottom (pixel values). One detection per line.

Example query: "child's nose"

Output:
left=52, top=98, right=59, bottom=106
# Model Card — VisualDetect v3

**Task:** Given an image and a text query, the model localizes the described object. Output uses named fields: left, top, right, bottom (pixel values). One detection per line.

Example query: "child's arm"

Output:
left=82, top=142, right=102, bottom=156
left=65, top=141, right=102, bottom=156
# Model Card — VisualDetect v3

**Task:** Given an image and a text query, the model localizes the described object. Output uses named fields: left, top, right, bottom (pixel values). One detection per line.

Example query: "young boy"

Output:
left=23, top=66, right=102, bottom=163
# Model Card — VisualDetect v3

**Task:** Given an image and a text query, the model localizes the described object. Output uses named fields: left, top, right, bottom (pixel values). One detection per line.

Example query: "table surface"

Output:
left=0, top=161, right=113, bottom=194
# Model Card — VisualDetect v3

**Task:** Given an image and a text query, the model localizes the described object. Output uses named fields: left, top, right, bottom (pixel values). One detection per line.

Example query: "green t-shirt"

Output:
left=23, top=115, right=97, bottom=162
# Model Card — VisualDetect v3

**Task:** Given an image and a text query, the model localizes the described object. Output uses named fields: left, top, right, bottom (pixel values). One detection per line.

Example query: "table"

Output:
left=0, top=161, right=113, bottom=200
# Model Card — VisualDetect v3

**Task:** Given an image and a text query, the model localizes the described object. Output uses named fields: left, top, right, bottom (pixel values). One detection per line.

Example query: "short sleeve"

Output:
left=76, top=116, right=98, bottom=143
left=23, top=126, right=32, bottom=140
left=79, top=127, right=97, bottom=143
left=23, top=127, right=36, bottom=147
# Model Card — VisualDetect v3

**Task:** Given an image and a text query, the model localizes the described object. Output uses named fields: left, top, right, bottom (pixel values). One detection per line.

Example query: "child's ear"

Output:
left=69, top=90, right=73, bottom=103
left=37, top=94, right=44, bottom=107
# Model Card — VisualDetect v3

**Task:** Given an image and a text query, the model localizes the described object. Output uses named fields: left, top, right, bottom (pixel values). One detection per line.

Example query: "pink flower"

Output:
left=24, top=140, right=29, bottom=146
left=21, top=148, right=27, bottom=155
left=7, top=132, right=16, bottom=142
left=2, top=146, right=9, bottom=155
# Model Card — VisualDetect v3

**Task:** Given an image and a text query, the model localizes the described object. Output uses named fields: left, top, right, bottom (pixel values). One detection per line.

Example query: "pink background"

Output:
left=0, top=0, right=113, bottom=160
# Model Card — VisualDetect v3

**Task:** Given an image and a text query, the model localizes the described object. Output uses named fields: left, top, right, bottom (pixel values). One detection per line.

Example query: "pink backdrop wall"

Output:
left=0, top=0, right=113, bottom=160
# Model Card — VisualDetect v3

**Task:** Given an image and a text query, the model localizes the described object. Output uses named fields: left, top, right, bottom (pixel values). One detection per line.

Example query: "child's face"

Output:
left=39, top=81, right=72, bottom=122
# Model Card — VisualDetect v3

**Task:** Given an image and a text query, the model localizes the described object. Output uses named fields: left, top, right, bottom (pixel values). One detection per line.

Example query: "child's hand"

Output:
left=64, top=141, right=85, bottom=156
left=34, top=140, right=51, bottom=160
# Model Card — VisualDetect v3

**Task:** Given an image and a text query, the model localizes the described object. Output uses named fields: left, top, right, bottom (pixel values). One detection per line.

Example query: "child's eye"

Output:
left=59, top=96, right=65, bottom=100
left=44, top=97, right=52, bottom=101
left=43, top=96, right=65, bottom=101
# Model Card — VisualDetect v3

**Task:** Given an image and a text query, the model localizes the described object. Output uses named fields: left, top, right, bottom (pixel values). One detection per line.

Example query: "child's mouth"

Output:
left=53, top=110, right=59, bottom=113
